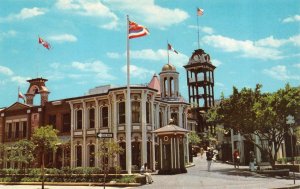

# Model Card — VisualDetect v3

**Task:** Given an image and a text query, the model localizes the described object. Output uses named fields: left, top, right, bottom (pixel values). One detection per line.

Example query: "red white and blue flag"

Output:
left=197, top=8, right=204, bottom=16
left=168, top=43, right=178, bottom=54
left=128, top=20, right=149, bottom=39
left=38, top=37, right=51, bottom=50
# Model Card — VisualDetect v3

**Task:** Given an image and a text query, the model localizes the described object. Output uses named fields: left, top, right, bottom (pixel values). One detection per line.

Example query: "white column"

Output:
left=178, top=106, right=183, bottom=127
left=177, top=137, right=180, bottom=168
left=255, top=134, right=261, bottom=163
left=94, top=98, right=99, bottom=168
left=82, top=101, right=87, bottom=168
left=155, top=103, right=160, bottom=129
left=141, top=91, right=147, bottom=165
left=186, top=134, right=189, bottom=163
left=69, top=102, right=75, bottom=168
left=125, top=90, right=132, bottom=174
left=171, top=137, right=173, bottom=169
left=174, top=138, right=177, bottom=168
left=160, top=138, right=163, bottom=169
left=167, top=105, right=171, bottom=124
left=112, top=94, right=117, bottom=141
left=151, top=99, right=156, bottom=170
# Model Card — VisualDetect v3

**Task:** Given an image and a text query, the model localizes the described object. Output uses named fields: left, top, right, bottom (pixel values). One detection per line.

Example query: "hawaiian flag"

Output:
left=168, top=43, right=178, bottom=54
left=128, top=20, right=149, bottom=39
left=18, top=91, right=25, bottom=101
left=197, top=8, right=204, bottom=16
left=38, top=37, right=51, bottom=50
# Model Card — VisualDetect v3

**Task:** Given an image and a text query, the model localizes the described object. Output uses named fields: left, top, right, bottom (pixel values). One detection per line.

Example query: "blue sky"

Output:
left=0, top=0, right=299, bottom=107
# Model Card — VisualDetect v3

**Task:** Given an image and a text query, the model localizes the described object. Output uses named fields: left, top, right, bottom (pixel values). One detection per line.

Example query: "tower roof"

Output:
left=162, top=63, right=176, bottom=72
left=187, top=49, right=212, bottom=65
left=148, top=73, right=161, bottom=95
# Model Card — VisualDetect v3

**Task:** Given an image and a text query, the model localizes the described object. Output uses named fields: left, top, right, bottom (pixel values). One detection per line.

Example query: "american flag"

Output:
left=38, top=37, right=51, bottom=50
left=197, top=8, right=204, bottom=16
left=168, top=43, right=178, bottom=54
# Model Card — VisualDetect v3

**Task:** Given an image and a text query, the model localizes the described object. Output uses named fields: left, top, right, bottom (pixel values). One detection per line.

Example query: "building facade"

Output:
left=0, top=63, right=193, bottom=173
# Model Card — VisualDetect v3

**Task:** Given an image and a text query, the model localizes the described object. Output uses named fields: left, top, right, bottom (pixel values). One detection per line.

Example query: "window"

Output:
left=132, top=101, right=140, bottom=123
left=22, top=122, right=27, bottom=138
left=159, top=111, right=163, bottom=128
left=76, top=145, right=82, bottom=167
left=146, top=102, right=150, bottom=124
left=118, top=102, right=125, bottom=124
left=171, top=113, right=178, bottom=125
left=102, top=107, right=108, bottom=127
left=49, top=115, right=56, bottom=129
left=89, top=108, right=95, bottom=129
left=8, top=123, right=12, bottom=139
left=15, top=122, right=20, bottom=138
left=62, top=113, right=71, bottom=133
left=76, top=110, right=82, bottom=130
left=88, top=145, right=95, bottom=167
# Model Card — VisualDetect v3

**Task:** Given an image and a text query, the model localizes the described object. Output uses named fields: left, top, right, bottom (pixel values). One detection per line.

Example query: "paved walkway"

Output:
left=0, top=156, right=298, bottom=189
left=136, top=156, right=299, bottom=189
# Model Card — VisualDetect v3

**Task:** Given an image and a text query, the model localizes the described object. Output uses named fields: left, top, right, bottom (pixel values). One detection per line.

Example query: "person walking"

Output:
left=140, top=163, right=153, bottom=184
left=206, top=148, right=213, bottom=171
left=249, top=151, right=255, bottom=171
left=233, top=149, right=240, bottom=169
left=200, top=147, right=204, bottom=158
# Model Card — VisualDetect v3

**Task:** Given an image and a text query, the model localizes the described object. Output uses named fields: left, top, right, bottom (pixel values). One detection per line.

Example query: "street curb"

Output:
left=270, top=185, right=300, bottom=189
left=186, top=163, right=195, bottom=168
left=0, top=182, right=141, bottom=187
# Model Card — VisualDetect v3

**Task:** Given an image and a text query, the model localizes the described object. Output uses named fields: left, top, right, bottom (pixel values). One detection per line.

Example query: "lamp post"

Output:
left=286, top=115, right=295, bottom=184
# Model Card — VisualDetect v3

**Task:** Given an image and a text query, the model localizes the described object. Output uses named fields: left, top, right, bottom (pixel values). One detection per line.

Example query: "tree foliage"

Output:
left=208, top=84, right=300, bottom=166
left=188, top=131, right=201, bottom=145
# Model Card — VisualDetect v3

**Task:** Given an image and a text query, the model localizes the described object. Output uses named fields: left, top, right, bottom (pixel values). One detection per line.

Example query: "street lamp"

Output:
left=286, top=115, right=295, bottom=185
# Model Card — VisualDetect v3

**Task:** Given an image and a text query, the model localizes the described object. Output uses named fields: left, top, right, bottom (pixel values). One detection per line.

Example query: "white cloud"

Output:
left=0, top=7, right=46, bottom=22
left=0, top=66, right=14, bottom=76
left=255, top=36, right=288, bottom=48
left=202, top=35, right=282, bottom=60
left=288, top=34, right=300, bottom=47
left=121, top=65, right=154, bottom=79
left=56, top=0, right=118, bottom=30
left=211, top=59, right=222, bottom=67
left=107, top=52, right=121, bottom=59
left=263, top=65, right=300, bottom=81
left=11, top=76, right=30, bottom=84
left=49, top=34, right=77, bottom=43
left=0, top=30, right=17, bottom=40
left=201, top=26, right=215, bottom=34
left=104, top=0, right=189, bottom=29
left=283, top=14, right=300, bottom=23
left=294, top=64, right=300, bottom=68
left=71, top=60, right=116, bottom=80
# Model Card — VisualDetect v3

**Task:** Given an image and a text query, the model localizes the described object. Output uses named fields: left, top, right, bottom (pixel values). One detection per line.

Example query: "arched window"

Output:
left=76, top=145, right=82, bottom=167
left=171, top=112, right=178, bottom=125
left=89, top=108, right=95, bottom=129
left=102, top=107, right=108, bottom=127
left=170, top=77, right=174, bottom=97
left=164, top=78, right=168, bottom=96
left=146, top=102, right=150, bottom=124
left=132, top=101, right=140, bottom=123
left=118, top=102, right=125, bottom=124
left=88, top=145, right=95, bottom=167
left=76, top=110, right=82, bottom=130
left=159, top=111, right=163, bottom=128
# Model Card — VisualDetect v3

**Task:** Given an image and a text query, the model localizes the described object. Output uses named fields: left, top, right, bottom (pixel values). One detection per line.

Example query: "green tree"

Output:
left=188, top=131, right=201, bottom=146
left=210, top=84, right=300, bottom=167
left=96, top=139, right=124, bottom=189
left=31, top=125, right=59, bottom=189
left=9, top=139, right=35, bottom=172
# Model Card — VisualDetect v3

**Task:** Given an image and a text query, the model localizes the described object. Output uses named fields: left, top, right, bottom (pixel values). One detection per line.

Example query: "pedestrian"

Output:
left=249, top=151, right=255, bottom=171
left=206, top=148, right=213, bottom=171
left=233, top=149, right=240, bottom=169
left=140, top=163, right=153, bottom=184
left=200, top=147, right=204, bottom=158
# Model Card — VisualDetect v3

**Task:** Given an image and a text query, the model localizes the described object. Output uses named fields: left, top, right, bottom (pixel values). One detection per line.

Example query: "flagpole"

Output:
left=167, top=41, right=170, bottom=65
left=17, top=86, right=20, bottom=102
left=197, top=8, right=200, bottom=49
left=126, top=15, right=132, bottom=174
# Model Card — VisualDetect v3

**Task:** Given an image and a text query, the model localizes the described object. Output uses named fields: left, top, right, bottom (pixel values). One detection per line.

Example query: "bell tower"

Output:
left=25, top=78, right=50, bottom=106
left=184, top=49, right=216, bottom=132
left=159, top=63, right=179, bottom=99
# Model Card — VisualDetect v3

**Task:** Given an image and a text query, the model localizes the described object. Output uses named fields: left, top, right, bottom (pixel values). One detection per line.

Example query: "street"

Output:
left=0, top=156, right=298, bottom=189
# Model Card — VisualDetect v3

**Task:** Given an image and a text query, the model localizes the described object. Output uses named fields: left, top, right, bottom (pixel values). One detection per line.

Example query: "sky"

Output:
left=0, top=0, right=299, bottom=107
